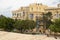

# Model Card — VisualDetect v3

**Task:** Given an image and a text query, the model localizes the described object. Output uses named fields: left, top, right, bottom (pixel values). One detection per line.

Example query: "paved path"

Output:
left=0, top=31, right=60, bottom=40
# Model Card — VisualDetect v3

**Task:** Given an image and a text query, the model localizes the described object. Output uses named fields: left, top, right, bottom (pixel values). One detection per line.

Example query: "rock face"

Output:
left=0, top=31, right=60, bottom=40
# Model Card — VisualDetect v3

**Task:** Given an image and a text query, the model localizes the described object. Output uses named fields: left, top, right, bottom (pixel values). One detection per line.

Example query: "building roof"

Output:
left=45, top=7, right=60, bottom=10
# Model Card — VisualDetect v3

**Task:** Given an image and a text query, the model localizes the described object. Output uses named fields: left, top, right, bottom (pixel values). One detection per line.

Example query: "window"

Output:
left=20, top=13, right=21, bottom=17
left=31, top=8, right=33, bottom=10
left=13, top=14, right=14, bottom=16
left=58, top=14, right=60, bottom=18
left=59, top=14, right=60, bottom=16
left=29, top=14, right=33, bottom=19
left=36, top=16, right=40, bottom=20
left=17, top=14, right=19, bottom=17
left=36, top=16, right=38, bottom=20
left=37, top=7, right=40, bottom=11
left=38, top=4, right=39, bottom=6
left=13, top=13, right=16, bottom=16
left=54, top=14, right=58, bottom=17
left=23, top=12, right=25, bottom=16
left=54, top=13, right=60, bottom=18
left=54, top=14, right=56, bottom=16
left=37, top=7, right=39, bottom=10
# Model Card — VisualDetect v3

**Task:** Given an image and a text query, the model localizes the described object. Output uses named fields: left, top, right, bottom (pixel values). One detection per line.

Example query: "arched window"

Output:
left=29, top=14, right=33, bottom=19
left=13, top=13, right=16, bottom=16
left=23, top=12, right=25, bottom=16
left=20, top=13, right=21, bottom=17
left=17, top=14, right=19, bottom=17
left=59, top=14, right=60, bottom=17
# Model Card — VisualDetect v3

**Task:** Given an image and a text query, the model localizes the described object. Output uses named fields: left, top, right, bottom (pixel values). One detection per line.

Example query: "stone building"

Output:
left=12, top=3, right=60, bottom=33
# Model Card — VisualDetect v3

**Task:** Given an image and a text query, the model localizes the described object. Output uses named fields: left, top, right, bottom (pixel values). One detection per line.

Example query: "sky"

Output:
left=0, top=0, right=60, bottom=17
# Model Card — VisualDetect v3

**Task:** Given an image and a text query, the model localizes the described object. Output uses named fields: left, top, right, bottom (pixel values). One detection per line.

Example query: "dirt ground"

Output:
left=0, top=31, right=60, bottom=40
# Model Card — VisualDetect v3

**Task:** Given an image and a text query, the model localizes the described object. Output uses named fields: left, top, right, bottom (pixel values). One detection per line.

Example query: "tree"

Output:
left=14, top=20, right=36, bottom=33
left=43, top=12, right=52, bottom=29
left=0, top=15, right=14, bottom=31
left=4, top=18, right=14, bottom=31
left=49, top=19, right=60, bottom=39
left=0, top=15, right=7, bottom=29
left=49, top=19, right=60, bottom=32
left=46, top=12, right=52, bottom=19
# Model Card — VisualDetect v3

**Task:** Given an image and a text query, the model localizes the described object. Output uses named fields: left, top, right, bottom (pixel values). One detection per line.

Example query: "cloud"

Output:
left=0, top=7, right=12, bottom=17
left=0, top=0, right=60, bottom=17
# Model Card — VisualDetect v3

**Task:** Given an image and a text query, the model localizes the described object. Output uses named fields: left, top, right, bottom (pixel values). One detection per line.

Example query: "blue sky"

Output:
left=0, top=0, right=60, bottom=17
